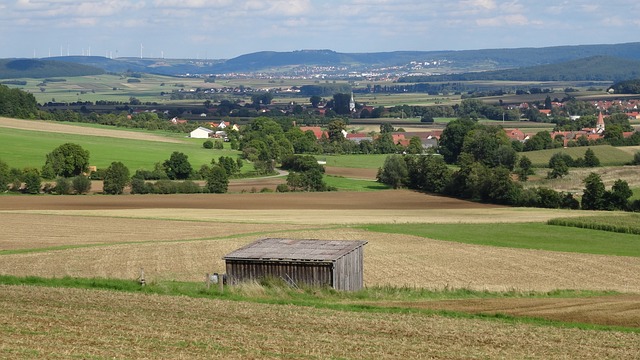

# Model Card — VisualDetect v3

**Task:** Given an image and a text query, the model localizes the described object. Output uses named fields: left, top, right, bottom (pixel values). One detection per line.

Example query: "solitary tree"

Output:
left=583, top=148, right=600, bottom=167
left=42, top=143, right=90, bottom=178
left=547, top=153, right=569, bottom=179
left=581, top=173, right=606, bottom=210
left=608, top=179, right=632, bottom=210
left=377, top=154, right=408, bottom=189
left=103, top=162, right=130, bottom=195
left=163, top=152, right=193, bottom=180
left=205, top=165, right=228, bottom=193
left=516, top=156, right=533, bottom=182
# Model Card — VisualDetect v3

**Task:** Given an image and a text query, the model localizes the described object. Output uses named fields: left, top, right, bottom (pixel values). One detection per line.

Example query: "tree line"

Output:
left=377, top=118, right=640, bottom=211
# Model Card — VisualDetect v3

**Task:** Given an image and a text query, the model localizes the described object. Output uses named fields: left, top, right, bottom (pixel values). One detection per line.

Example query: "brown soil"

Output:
left=377, top=295, right=640, bottom=328
left=0, top=190, right=498, bottom=211
left=325, top=166, right=378, bottom=179
left=0, top=116, right=185, bottom=143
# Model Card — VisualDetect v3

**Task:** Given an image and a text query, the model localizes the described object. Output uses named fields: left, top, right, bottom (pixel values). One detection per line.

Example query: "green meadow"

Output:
left=359, top=222, right=640, bottom=257
left=322, top=154, right=388, bottom=169
left=323, top=175, right=390, bottom=191
left=0, top=126, right=236, bottom=170
left=522, top=145, right=634, bottom=167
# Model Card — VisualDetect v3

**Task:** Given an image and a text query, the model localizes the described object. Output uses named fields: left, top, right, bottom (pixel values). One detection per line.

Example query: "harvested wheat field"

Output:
left=0, top=116, right=185, bottom=143
left=2, top=229, right=639, bottom=294
left=1, top=285, right=639, bottom=360
left=0, top=213, right=309, bottom=251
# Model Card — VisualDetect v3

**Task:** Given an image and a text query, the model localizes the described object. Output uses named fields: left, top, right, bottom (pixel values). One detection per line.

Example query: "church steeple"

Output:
left=596, top=111, right=605, bottom=133
left=349, top=92, right=356, bottom=113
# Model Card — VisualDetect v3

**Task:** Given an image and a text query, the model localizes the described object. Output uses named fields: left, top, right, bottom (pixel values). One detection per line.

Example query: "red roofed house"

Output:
left=505, top=129, right=526, bottom=142
left=300, top=126, right=327, bottom=140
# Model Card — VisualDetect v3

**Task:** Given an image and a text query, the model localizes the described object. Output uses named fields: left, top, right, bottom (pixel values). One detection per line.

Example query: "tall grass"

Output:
left=547, top=213, right=640, bottom=235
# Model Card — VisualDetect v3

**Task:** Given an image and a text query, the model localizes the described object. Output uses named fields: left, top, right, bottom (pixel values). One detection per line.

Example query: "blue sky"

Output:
left=2, top=0, right=639, bottom=59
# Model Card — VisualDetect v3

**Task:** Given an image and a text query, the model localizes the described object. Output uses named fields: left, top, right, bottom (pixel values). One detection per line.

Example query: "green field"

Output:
left=322, top=154, right=388, bottom=169
left=359, top=222, right=640, bottom=257
left=324, top=175, right=389, bottom=191
left=0, top=127, right=237, bottom=170
left=522, top=145, right=634, bottom=167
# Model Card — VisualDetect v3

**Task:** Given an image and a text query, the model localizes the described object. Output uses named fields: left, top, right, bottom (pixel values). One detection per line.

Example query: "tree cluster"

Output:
left=0, top=84, right=38, bottom=118
left=280, top=155, right=331, bottom=192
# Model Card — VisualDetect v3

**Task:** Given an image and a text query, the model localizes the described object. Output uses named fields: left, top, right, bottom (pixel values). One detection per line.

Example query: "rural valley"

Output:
left=2, top=41, right=640, bottom=359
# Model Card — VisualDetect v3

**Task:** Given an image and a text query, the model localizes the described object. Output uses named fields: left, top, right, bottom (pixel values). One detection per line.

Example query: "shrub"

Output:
left=23, top=171, right=41, bottom=194
left=72, top=176, right=91, bottom=194
left=130, top=177, right=150, bottom=194
left=632, top=151, right=640, bottom=165
left=55, top=177, right=71, bottom=195
left=276, top=184, right=290, bottom=192
left=177, top=180, right=202, bottom=194
left=203, top=140, right=213, bottom=149
left=214, top=140, right=224, bottom=150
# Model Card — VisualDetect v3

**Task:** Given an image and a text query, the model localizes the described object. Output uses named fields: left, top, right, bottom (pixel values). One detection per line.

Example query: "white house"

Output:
left=190, top=126, right=214, bottom=139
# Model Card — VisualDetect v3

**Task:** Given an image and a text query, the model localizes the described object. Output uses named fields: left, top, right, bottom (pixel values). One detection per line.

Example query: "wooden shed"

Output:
left=223, top=238, right=367, bottom=291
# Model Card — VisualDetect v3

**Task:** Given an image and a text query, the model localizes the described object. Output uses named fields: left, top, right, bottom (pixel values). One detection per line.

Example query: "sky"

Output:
left=2, top=0, right=639, bottom=60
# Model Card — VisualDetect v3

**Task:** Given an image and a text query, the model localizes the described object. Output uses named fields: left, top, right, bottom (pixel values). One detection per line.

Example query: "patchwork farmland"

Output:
left=1, top=118, right=640, bottom=359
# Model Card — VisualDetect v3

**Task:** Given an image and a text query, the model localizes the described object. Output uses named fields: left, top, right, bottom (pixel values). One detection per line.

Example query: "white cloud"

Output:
left=154, top=0, right=230, bottom=8
left=476, top=14, right=528, bottom=27
left=462, top=0, right=497, bottom=11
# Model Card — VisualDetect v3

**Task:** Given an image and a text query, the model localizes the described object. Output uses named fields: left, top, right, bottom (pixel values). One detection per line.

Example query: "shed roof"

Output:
left=224, top=238, right=367, bottom=262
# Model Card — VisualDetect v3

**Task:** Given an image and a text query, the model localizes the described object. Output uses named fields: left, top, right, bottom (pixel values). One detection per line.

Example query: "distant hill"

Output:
left=0, top=59, right=104, bottom=79
left=399, top=56, right=640, bottom=83
left=212, top=43, right=640, bottom=74
left=4, top=42, right=640, bottom=78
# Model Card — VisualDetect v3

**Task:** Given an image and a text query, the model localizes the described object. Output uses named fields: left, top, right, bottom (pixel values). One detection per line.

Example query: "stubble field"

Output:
left=3, top=286, right=639, bottom=359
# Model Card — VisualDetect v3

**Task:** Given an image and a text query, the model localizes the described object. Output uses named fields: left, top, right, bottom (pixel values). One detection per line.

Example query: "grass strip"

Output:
left=357, top=222, right=640, bottom=257
left=0, top=275, right=634, bottom=334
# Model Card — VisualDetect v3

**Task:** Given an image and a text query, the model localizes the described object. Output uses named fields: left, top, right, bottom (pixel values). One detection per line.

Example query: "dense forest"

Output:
left=609, top=79, right=640, bottom=94
left=0, top=59, right=104, bottom=79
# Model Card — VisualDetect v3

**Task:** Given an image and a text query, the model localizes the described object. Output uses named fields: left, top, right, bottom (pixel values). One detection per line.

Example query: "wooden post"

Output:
left=139, top=268, right=146, bottom=287
left=218, top=275, right=224, bottom=293
left=205, top=273, right=210, bottom=290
